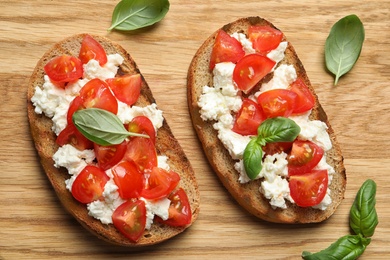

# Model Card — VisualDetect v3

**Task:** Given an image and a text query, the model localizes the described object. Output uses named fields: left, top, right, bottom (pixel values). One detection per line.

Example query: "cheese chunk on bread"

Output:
left=187, top=17, right=346, bottom=223
left=27, top=34, right=200, bottom=247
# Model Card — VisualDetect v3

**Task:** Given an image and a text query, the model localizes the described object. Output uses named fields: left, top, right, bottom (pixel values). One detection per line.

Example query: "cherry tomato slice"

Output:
left=112, top=200, right=146, bottom=242
left=106, top=74, right=141, bottom=106
left=232, top=98, right=265, bottom=136
left=79, top=78, right=118, bottom=114
left=156, top=188, right=192, bottom=227
left=289, top=78, right=315, bottom=114
left=140, top=167, right=180, bottom=200
left=94, top=141, right=127, bottom=170
left=263, top=141, right=293, bottom=155
left=248, top=25, right=283, bottom=54
left=79, top=34, right=107, bottom=66
left=233, top=54, right=276, bottom=93
left=56, top=123, right=93, bottom=150
left=44, top=55, right=83, bottom=84
left=67, top=96, right=85, bottom=125
left=71, top=165, right=110, bottom=204
left=257, top=89, right=297, bottom=118
left=289, top=169, right=328, bottom=207
left=209, top=29, right=245, bottom=70
left=288, top=140, right=324, bottom=176
left=112, top=160, right=143, bottom=199
left=126, top=116, right=156, bottom=144
left=124, top=137, right=157, bottom=172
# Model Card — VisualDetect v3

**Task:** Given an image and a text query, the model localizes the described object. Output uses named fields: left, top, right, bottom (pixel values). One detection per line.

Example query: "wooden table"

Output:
left=1, top=0, right=389, bottom=259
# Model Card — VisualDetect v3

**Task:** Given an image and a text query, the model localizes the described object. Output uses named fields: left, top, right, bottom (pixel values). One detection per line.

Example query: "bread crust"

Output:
left=187, top=17, right=346, bottom=223
left=27, top=34, right=200, bottom=247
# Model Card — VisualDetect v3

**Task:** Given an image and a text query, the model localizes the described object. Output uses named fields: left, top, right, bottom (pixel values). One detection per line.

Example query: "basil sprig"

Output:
left=108, top=0, right=170, bottom=31
left=302, top=179, right=378, bottom=259
left=73, top=108, right=149, bottom=146
left=243, top=117, right=300, bottom=180
left=325, top=14, right=365, bottom=85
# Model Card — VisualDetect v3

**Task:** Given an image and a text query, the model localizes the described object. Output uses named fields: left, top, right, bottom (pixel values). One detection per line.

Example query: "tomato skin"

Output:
left=248, top=25, right=283, bottom=54
left=71, top=165, right=110, bottom=204
left=112, top=200, right=146, bottom=242
left=232, top=98, right=265, bottom=136
left=140, top=167, right=180, bottom=200
left=44, top=55, right=83, bottom=84
left=56, top=123, right=93, bottom=150
left=257, top=89, right=298, bottom=118
left=94, top=141, right=127, bottom=171
left=112, top=160, right=143, bottom=199
left=79, top=34, right=107, bottom=66
left=79, top=78, right=118, bottom=114
left=126, top=116, right=156, bottom=144
left=233, top=54, right=276, bottom=93
left=289, top=169, right=328, bottom=207
left=209, top=29, right=245, bottom=70
left=156, top=188, right=192, bottom=227
left=289, top=78, right=315, bottom=114
left=124, top=137, right=157, bottom=172
left=106, top=74, right=141, bottom=106
left=288, top=140, right=324, bottom=176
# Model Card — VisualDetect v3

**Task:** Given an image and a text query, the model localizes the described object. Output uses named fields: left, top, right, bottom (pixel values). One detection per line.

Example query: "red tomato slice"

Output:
left=233, top=54, right=276, bottom=93
left=248, top=25, right=283, bottom=54
left=79, top=78, right=118, bottom=114
left=289, top=78, right=315, bottom=114
left=112, top=160, right=143, bottom=199
left=156, top=188, right=192, bottom=227
left=289, top=169, right=328, bottom=207
left=112, top=200, right=146, bottom=242
left=56, top=123, right=93, bottom=150
left=44, top=55, right=83, bottom=84
left=67, top=96, right=85, bottom=125
left=71, top=165, right=110, bottom=204
left=140, top=167, right=180, bottom=200
left=263, top=141, right=293, bottom=155
left=94, top=141, right=127, bottom=170
left=232, top=98, right=265, bottom=135
left=257, top=89, right=298, bottom=118
left=124, top=137, right=157, bottom=172
left=106, top=74, right=141, bottom=106
left=209, top=29, right=245, bottom=70
left=126, top=116, right=156, bottom=144
left=79, top=34, right=107, bottom=66
left=288, top=140, right=324, bottom=176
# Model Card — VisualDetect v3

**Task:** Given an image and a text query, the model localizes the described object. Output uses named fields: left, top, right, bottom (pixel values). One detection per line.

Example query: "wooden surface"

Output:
left=1, top=0, right=389, bottom=259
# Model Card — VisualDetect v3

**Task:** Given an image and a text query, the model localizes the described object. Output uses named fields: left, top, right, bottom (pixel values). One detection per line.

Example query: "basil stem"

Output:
left=325, top=14, right=365, bottom=85
left=243, top=138, right=263, bottom=180
left=108, top=0, right=170, bottom=31
left=73, top=108, right=148, bottom=146
left=257, top=117, right=301, bottom=144
left=350, top=179, right=378, bottom=238
left=302, top=234, right=371, bottom=260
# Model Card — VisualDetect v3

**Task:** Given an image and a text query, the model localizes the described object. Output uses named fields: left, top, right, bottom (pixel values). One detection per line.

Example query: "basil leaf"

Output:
left=257, top=117, right=300, bottom=144
left=108, top=0, right=170, bottom=31
left=243, top=138, right=263, bottom=180
left=302, top=234, right=371, bottom=260
left=325, top=14, right=365, bottom=85
left=73, top=108, right=148, bottom=146
left=350, top=179, right=378, bottom=238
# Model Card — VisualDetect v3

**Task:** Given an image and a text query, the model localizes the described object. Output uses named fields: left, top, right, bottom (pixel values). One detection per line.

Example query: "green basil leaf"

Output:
left=257, top=117, right=300, bottom=144
left=325, top=14, right=365, bottom=85
left=350, top=179, right=378, bottom=238
left=243, top=138, right=263, bottom=180
left=108, top=0, right=170, bottom=31
left=302, top=234, right=371, bottom=260
left=73, top=108, right=148, bottom=146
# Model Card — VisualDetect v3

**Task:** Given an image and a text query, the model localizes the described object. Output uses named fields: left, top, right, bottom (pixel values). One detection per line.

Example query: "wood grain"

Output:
left=1, top=0, right=389, bottom=259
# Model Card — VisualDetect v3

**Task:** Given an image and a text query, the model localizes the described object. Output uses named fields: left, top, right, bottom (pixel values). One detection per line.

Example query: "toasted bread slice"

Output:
left=27, top=34, right=200, bottom=247
left=187, top=17, right=345, bottom=223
